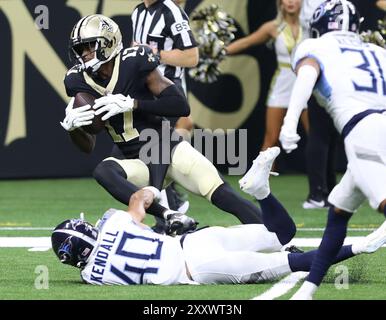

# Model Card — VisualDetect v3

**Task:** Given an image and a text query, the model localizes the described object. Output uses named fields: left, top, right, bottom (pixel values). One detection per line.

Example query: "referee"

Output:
left=132, top=0, right=198, bottom=215
left=131, top=0, right=198, bottom=98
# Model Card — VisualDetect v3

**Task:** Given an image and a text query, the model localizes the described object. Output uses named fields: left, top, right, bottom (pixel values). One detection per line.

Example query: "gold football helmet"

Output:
left=69, top=14, right=123, bottom=74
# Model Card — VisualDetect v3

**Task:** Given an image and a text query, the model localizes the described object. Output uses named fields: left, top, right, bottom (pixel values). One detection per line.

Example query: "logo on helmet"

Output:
left=100, top=19, right=113, bottom=33
left=309, top=0, right=361, bottom=38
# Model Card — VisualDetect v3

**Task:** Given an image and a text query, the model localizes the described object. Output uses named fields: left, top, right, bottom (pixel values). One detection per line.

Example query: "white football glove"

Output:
left=279, top=125, right=301, bottom=154
left=60, top=98, right=95, bottom=132
left=93, top=93, right=134, bottom=121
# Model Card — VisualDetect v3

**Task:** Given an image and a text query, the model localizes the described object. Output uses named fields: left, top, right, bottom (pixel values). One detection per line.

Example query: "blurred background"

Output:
left=0, top=0, right=383, bottom=179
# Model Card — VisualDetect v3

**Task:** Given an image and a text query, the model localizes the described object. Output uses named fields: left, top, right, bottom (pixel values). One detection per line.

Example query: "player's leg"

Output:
left=291, top=216, right=386, bottom=274
left=187, top=225, right=283, bottom=253
left=343, top=114, right=386, bottom=214
left=189, top=251, right=292, bottom=284
left=260, top=107, right=287, bottom=150
left=165, top=118, right=193, bottom=213
left=291, top=170, right=365, bottom=299
left=258, top=194, right=297, bottom=245
left=300, top=108, right=310, bottom=134
left=326, top=133, right=338, bottom=193
left=381, top=199, right=386, bottom=217
left=288, top=245, right=355, bottom=273
left=304, top=100, right=337, bottom=208
left=182, top=228, right=290, bottom=284
left=165, top=77, right=194, bottom=213
left=239, top=147, right=297, bottom=245
left=93, top=157, right=167, bottom=219
left=184, top=218, right=386, bottom=285
left=168, top=141, right=262, bottom=224
left=210, top=182, right=263, bottom=224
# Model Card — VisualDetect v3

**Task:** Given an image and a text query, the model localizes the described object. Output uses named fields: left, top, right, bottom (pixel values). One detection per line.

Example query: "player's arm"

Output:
left=134, top=69, right=190, bottom=117
left=127, top=188, right=160, bottom=225
left=279, top=57, right=320, bottom=153
left=60, top=97, right=96, bottom=153
left=68, top=129, right=96, bottom=154
left=226, top=20, right=275, bottom=55
left=93, top=46, right=188, bottom=119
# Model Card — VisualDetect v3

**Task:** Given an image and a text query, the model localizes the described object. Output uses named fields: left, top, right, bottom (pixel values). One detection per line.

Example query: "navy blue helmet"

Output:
left=309, top=0, right=361, bottom=38
left=51, top=218, right=99, bottom=268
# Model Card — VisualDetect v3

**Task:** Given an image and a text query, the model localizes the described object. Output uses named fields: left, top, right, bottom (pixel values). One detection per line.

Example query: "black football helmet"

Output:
left=309, top=0, right=361, bottom=38
left=51, top=218, right=99, bottom=268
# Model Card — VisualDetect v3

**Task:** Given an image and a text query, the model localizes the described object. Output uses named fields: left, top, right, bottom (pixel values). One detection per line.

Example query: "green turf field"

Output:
left=1, top=175, right=385, bottom=300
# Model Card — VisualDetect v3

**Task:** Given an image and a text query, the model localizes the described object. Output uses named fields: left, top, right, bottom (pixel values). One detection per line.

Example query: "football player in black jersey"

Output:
left=61, top=15, right=262, bottom=234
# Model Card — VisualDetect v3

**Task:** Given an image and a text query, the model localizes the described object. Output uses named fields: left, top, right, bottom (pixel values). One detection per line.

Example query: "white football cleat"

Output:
left=290, top=281, right=317, bottom=300
left=358, top=220, right=386, bottom=254
left=290, top=292, right=313, bottom=300
left=239, top=147, right=280, bottom=199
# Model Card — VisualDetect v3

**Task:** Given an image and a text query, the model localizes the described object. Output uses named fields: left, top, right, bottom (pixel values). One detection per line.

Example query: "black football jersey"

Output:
left=64, top=45, right=177, bottom=158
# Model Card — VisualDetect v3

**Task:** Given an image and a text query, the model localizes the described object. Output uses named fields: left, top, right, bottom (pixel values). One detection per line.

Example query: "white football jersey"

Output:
left=292, top=31, right=386, bottom=133
left=81, top=209, right=193, bottom=285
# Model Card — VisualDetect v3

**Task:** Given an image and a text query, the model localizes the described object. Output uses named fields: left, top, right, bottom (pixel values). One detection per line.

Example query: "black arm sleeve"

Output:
left=136, top=85, right=190, bottom=117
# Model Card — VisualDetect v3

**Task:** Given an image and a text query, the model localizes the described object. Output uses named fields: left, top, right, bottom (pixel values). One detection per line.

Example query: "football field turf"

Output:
left=1, top=175, right=386, bottom=300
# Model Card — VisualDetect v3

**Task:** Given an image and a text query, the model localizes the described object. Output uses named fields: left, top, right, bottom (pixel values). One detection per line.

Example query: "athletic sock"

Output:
left=258, top=194, right=296, bottom=245
left=306, top=207, right=352, bottom=286
left=211, top=182, right=262, bottom=224
left=288, top=245, right=354, bottom=272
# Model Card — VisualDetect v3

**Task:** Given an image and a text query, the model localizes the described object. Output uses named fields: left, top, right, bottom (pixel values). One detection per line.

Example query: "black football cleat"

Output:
left=285, top=245, right=304, bottom=254
left=165, top=212, right=198, bottom=236
left=165, top=183, right=189, bottom=214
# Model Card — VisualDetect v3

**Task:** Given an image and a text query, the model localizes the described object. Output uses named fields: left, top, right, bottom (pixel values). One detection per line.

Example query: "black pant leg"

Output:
left=306, top=97, right=338, bottom=200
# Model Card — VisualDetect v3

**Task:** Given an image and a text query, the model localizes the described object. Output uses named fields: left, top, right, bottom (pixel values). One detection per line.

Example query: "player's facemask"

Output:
left=69, top=14, right=123, bottom=75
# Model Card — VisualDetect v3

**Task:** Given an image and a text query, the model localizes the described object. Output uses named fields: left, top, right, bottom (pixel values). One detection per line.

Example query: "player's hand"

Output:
left=60, top=99, right=95, bottom=132
left=279, top=125, right=301, bottom=154
left=93, top=93, right=134, bottom=121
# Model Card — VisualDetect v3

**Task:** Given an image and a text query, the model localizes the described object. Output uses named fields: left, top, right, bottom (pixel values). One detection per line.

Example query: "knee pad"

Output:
left=169, top=142, right=223, bottom=200
left=99, top=157, right=150, bottom=188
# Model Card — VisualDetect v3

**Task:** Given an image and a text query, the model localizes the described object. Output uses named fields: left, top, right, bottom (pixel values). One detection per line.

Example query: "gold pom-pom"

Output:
left=189, top=5, right=237, bottom=83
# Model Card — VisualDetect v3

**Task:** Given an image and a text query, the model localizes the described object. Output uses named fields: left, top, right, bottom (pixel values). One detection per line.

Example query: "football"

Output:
left=73, top=92, right=105, bottom=134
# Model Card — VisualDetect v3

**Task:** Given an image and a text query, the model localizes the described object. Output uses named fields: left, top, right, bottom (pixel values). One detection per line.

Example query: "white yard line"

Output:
left=0, top=227, right=52, bottom=231
left=286, top=236, right=380, bottom=248
left=0, top=237, right=51, bottom=249
left=298, top=228, right=375, bottom=232
left=0, top=227, right=376, bottom=232
left=252, top=272, right=308, bottom=300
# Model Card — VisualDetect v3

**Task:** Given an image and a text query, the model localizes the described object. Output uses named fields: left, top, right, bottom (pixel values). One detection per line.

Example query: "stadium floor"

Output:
left=1, top=175, right=386, bottom=300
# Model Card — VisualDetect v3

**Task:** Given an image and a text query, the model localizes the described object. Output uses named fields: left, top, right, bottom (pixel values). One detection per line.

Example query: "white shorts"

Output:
left=102, top=141, right=223, bottom=200
left=267, top=67, right=307, bottom=109
left=182, top=225, right=290, bottom=284
left=329, top=113, right=386, bottom=212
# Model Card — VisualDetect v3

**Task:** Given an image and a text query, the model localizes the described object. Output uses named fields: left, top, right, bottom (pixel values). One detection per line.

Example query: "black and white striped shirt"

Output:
left=131, top=0, right=197, bottom=80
